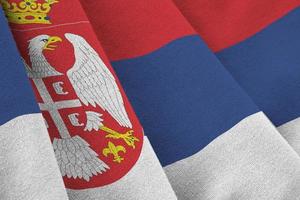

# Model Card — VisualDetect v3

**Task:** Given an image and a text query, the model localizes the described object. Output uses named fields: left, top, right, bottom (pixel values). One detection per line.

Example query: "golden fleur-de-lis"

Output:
left=100, top=126, right=139, bottom=149
left=102, top=141, right=126, bottom=163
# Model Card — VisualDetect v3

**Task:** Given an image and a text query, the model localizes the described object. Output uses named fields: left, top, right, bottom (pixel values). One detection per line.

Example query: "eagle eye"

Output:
left=41, top=39, right=48, bottom=42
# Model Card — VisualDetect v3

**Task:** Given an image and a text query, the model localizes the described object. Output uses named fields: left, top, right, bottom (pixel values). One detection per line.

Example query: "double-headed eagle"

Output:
left=24, top=33, right=136, bottom=181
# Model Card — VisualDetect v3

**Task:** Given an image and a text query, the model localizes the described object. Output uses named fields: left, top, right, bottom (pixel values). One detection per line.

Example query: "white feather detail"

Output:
left=84, top=111, right=103, bottom=131
left=65, top=33, right=132, bottom=128
left=53, top=136, right=109, bottom=182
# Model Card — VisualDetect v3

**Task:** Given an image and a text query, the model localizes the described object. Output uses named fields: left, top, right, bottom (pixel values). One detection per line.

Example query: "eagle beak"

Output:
left=44, top=36, right=62, bottom=51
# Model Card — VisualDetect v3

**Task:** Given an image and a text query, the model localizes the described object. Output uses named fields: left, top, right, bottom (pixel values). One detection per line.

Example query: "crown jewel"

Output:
left=0, top=0, right=58, bottom=24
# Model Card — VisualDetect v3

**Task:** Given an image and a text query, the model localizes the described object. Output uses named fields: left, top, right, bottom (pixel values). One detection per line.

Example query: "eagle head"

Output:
left=26, top=35, right=63, bottom=77
left=28, top=35, right=62, bottom=53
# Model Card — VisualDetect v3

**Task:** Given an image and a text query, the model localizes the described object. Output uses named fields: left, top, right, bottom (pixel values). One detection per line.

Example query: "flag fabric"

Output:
left=0, top=8, right=69, bottom=200
left=173, top=0, right=300, bottom=155
left=80, top=0, right=300, bottom=199
left=1, top=0, right=300, bottom=200
left=1, top=0, right=176, bottom=200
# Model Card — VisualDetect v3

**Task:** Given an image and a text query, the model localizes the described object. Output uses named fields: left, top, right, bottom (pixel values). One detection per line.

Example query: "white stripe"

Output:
left=278, top=117, right=300, bottom=155
left=0, top=114, right=68, bottom=200
left=67, top=137, right=177, bottom=200
left=164, top=112, right=300, bottom=200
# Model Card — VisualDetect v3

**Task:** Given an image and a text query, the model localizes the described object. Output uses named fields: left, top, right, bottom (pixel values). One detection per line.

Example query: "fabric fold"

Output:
left=1, top=0, right=176, bottom=199
left=173, top=1, right=300, bottom=156
left=0, top=8, right=69, bottom=200
left=80, top=0, right=300, bottom=199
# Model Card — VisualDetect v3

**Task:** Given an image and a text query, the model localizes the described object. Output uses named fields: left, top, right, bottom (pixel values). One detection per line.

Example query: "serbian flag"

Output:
left=0, top=0, right=176, bottom=199
left=80, top=0, right=300, bottom=199
left=173, top=1, right=300, bottom=158
left=2, top=0, right=300, bottom=200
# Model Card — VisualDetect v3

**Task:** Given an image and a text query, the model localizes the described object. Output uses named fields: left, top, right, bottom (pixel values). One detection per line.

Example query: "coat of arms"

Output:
left=2, top=0, right=143, bottom=188
left=22, top=33, right=143, bottom=188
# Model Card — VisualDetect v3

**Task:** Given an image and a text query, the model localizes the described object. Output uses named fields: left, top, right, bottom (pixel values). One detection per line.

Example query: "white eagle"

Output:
left=25, top=33, right=132, bottom=181
left=27, top=33, right=132, bottom=128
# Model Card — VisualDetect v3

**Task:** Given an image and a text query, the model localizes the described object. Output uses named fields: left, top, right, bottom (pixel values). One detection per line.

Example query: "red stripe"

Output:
left=80, top=0, right=195, bottom=60
left=173, top=0, right=300, bottom=52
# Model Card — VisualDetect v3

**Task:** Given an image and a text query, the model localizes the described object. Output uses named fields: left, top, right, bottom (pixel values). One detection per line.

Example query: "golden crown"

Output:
left=0, top=0, right=58, bottom=24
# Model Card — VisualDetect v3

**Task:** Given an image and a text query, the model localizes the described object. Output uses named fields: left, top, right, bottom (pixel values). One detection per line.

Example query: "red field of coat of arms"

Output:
left=1, top=0, right=144, bottom=189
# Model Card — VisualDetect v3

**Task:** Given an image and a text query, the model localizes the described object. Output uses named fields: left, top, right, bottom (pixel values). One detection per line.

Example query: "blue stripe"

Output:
left=112, top=36, right=258, bottom=166
left=217, top=8, right=300, bottom=126
left=0, top=10, right=39, bottom=125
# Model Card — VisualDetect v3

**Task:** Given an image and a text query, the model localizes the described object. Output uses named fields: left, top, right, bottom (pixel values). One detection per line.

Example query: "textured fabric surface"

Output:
left=216, top=8, right=300, bottom=126
left=112, top=35, right=258, bottom=166
left=0, top=8, right=39, bottom=125
left=165, top=112, right=300, bottom=200
left=80, top=0, right=196, bottom=60
left=173, top=0, right=300, bottom=52
left=67, top=137, right=177, bottom=200
left=1, top=0, right=169, bottom=197
left=1, top=0, right=300, bottom=199
left=0, top=114, right=69, bottom=200
left=173, top=1, right=300, bottom=158
left=215, top=7, right=300, bottom=157
left=80, top=0, right=260, bottom=166
left=278, top=118, right=300, bottom=155
left=0, top=7, right=68, bottom=200
left=79, top=1, right=300, bottom=199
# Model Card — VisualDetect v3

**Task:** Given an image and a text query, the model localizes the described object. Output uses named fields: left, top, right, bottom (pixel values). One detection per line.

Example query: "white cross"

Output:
left=33, top=79, right=81, bottom=138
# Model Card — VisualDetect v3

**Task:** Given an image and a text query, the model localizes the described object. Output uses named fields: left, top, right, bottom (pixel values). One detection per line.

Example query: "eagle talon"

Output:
left=100, top=126, right=139, bottom=149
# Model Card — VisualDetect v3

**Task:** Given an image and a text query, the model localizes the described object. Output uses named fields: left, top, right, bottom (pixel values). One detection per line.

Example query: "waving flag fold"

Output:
left=1, top=0, right=300, bottom=199
left=80, top=0, right=300, bottom=199
left=173, top=0, right=300, bottom=156
left=0, top=8, right=69, bottom=200
left=1, top=0, right=176, bottom=200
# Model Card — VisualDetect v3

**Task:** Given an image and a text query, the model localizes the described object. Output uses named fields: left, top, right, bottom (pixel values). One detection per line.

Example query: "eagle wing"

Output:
left=65, top=33, right=132, bottom=128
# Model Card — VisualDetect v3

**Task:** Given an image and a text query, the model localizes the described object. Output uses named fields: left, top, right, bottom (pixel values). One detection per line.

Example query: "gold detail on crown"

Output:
left=0, top=0, right=58, bottom=24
